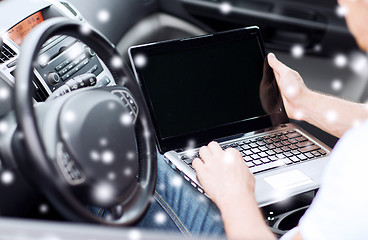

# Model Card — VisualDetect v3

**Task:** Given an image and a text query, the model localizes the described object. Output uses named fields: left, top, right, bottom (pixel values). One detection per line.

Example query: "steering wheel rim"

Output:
left=14, top=17, right=157, bottom=225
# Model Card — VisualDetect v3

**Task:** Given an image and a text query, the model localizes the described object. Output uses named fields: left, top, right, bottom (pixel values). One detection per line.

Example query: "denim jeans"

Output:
left=89, top=152, right=225, bottom=237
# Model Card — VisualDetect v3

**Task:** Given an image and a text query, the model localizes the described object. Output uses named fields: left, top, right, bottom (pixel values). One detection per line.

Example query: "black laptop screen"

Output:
left=130, top=28, right=287, bottom=151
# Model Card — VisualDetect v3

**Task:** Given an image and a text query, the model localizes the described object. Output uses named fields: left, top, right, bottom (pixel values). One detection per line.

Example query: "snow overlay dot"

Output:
left=93, top=182, right=115, bottom=204
left=101, top=150, right=115, bottom=164
left=90, top=150, right=100, bottom=161
left=80, top=23, right=92, bottom=35
left=0, top=87, right=10, bottom=100
left=128, top=229, right=141, bottom=240
left=326, top=110, right=338, bottom=123
left=223, top=151, right=235, bottom=164
left=350, top=52, right=368, bottom=74
left=107, top=102, right=116, bottom=110
left=39, top=203, right=49, bottom=214
left=97, top=10, right=110, bottom=23
left=171, top=175, right=183, bottom=188
left=99, top=138, right=108, bottom=147
left=0, top=121, right=8, bottom=134
left=294, top=110, right=304, bottom=120
left=291, top=44, right=304, bottom=58
left=336, top=5, right=348, bottom=17
left=120, top=113, right=133, bottom=126
left=127, top=151, right=135, bottom=160
left=123, top=167, right=132, bottom=177
left=108, top=172, right=116, bottom=180
left=1, top=171, right=14, bottom=185
left=64, top=111, right=76, bottom=123
left=134, top=54, right=147, bottom=68
left=331, top=79, right=343, bottom=91
left=111, top=55, right=123, bottom=68
left=154, top=212, right=167, bottom=225
left=219, top=2, right=232, bottom=14
left=334, top=54, right=348, bottom=68
left=38, top=55, right=49, bottom=67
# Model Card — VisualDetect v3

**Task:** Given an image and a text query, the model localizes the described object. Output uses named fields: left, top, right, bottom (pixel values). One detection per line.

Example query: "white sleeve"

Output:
left=297, top=120, right=368, bottom=240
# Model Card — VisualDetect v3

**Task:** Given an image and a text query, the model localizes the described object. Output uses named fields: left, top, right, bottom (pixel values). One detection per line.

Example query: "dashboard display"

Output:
left=7, top=11, right=44, bottom=45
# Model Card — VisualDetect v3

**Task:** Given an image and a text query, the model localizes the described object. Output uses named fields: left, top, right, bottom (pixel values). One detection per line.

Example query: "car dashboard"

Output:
left=0, top=0, right=116, bottom=102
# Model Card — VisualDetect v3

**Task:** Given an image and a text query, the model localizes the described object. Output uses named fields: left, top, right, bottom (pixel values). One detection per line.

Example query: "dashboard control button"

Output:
left=47, top=72, right=61, bottom=85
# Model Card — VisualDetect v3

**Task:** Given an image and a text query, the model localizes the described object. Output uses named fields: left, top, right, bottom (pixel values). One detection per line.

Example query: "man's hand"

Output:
left=192, top=142, right=276, bottom=240
left=267, top=53, right=311, bottom=120
left=268, top=53, right=368, bottom=138
left=192, top=141, right=255, bottom=209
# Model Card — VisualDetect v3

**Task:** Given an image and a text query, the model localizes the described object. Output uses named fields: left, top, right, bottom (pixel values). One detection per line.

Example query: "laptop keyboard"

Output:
left=181, top=129, right=327, bottom=174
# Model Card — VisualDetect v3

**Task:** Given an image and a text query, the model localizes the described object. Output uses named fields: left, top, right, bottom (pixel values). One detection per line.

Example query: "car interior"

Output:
left=0, top=0, right=367, bottom=239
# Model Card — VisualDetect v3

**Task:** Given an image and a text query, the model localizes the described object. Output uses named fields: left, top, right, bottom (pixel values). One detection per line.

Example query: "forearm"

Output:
left=219, top=195, right=276, bottom=240
left=300, top=90, right=368, bottom=138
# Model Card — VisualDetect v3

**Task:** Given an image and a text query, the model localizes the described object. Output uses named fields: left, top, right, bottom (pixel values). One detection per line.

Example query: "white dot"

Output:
left=158, top=183, right=166, bottom=191
left=120, top=113, right=133, bottom=126
left=1, top=171, right=14, bottom=185
left=111, top=56, right=123, bottom=68
left=334, top=54, right=348, bottom=68
left=80, top=24, right=92, bottom=35
left=90, top=150, right=100, bottom=161
left=127, top=151, right=135, bottom=160
left=64, top=111, right=76, bottom=123
left=350, top=52, right=368, bottom=74
left=314, top=44, right=322, bottom=52
left=198, top=195, right=207, bottom=203
left=0, top=88, right=10, bottom=100
left=291, top=44, right=304, bottom=58
left=99, top=138, right=108, bottom=147
left=143, top=130, right=150, bottom=138
left=0, top=121, right=9, bottom=134
left=107, top=172, right=116, bottom=180
left=214, top=214, right=222, bottom=222
left=223, top=151, right=235, bottom=164
left=123, top=167, right=132, bottom=177
left=326, top=110, right=338, bottom=122
left=219, top=2, right=232, bottom=14
left=336, top=5, right=348, bottom=17
left=294, top=110, right=304, bottom=120
left=171, top=175, right=183, bottom=188
left=101, top=150, right=114, bottom=164
left=352, top=120, right=362, bottom=127
left=38, top=55, right=49, bottom=66
left=97, top=10, right=110, bottom=23
left=331, top=79, right=343, bottom=91
left=39, top=204, right=49, bottom=214
left=134, top=54, right=147, bottom=68
left=185, top=139, right=196, bottom=151
left=107, top=102, right=116, bottom=110
left=285, top=86, right=297, bottom=98
left=154, top=212, right=167, bottom=225
left=93, top=182, right=115, bottom=204
left=62, top=131, right=70, bottom=140
left=128, top=229, right=141, bottom=240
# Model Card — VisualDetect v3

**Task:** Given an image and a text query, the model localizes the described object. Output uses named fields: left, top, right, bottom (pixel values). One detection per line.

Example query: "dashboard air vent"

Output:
left=0, top=43, right=17, bottom=64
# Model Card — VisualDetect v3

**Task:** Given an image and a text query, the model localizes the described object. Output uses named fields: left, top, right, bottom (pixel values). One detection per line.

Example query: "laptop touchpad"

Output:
left=264, top=170, right=314, bottom=191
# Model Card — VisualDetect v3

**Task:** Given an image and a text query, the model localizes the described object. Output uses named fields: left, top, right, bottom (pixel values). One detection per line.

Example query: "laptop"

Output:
left=128, top=26, right=331, bottom=207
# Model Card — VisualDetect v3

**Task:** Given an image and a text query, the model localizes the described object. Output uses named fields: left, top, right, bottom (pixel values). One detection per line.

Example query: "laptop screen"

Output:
left=130, top=27, right=288, bottom=152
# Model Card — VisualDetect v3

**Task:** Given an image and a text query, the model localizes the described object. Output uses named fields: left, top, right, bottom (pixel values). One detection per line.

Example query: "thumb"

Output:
left=267, top=53, right=289, bottom=76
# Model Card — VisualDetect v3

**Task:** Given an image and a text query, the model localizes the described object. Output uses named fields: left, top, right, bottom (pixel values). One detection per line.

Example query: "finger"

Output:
left=192, top=157, right=204, bottom=172
left=208, top=141, right=223, bottom=154
left=199, top=146, right=212, bottom=161
left=267, top=53, right=290, bottom=76
left=225, top=147, right=242, bottom=160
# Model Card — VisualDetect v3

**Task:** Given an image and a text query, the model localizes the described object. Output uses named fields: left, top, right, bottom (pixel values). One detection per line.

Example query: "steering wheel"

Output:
left=13, top=17, right=157, bottom=225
